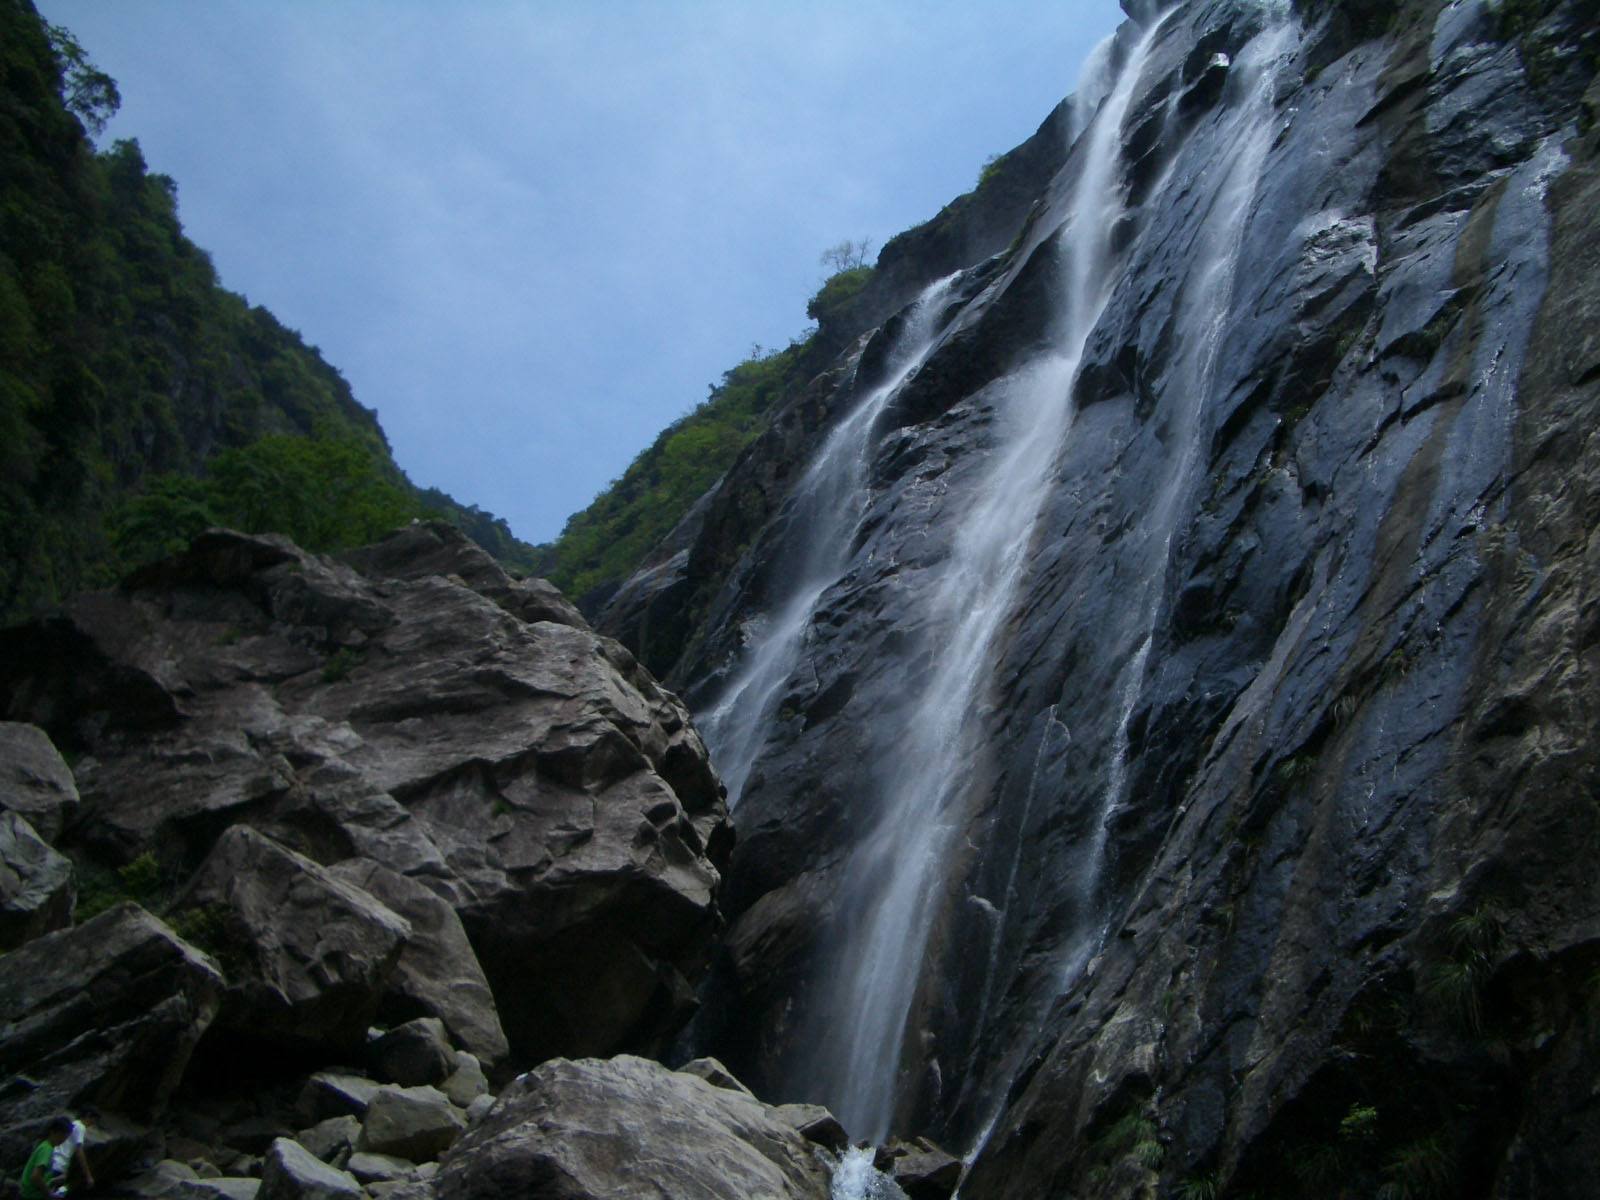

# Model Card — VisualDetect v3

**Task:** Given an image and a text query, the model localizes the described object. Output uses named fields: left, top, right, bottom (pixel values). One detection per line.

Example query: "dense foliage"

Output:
left=538, top=341, right=807, bottom=605
left=0, top=0, right=534, bottom=622
left=805, top=265, right=875, bottom=326
left=113, top=433, right=421, bottom=564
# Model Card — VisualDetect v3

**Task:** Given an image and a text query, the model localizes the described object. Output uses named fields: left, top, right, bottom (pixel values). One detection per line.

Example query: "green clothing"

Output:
left=18, top=1139, right=54, bottom=1200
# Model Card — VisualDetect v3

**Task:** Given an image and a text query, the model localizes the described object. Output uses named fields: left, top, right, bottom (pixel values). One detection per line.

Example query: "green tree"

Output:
left=44, top=22, right=120, bottom=134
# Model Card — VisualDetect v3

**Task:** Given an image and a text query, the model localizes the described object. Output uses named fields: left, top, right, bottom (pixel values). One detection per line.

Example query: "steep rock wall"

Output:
left=604, top=0, right=1600, bottom=1193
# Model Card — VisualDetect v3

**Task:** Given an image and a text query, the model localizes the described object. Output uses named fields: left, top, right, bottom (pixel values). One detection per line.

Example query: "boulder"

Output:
left=0, top=809, right=74, bottom=948
left=295, top=1072, right=381, bottom=1124
left=367, top=1017, right=454, bottom=1088
left=0, top=903, right=223, bottom=1166
left=171, top=826, right=411, bottom=1056
left=328, top=860, right=508, bottom=1066
left=677, top=1055, right=753, bottom=1095
left=173, top=1180, right=261, bottom=1200
left=877, top=1138, right=962, bottom=1200
left=0, top=527, right=730, bottom=1067
left=344, top=1152, right=414, bottom=1185
left=365, top=1185, right=432, bottom=1200
left=438, top=1052, right=488, bottom=1109
left=0, top=721, right=79, bottom=842
left=127, top=1160, right=201, bottom=1200
left=219, top=1116, right=292, bottom=1156
left=257, top=1138, right=362, bottom=1200
left=774, top=1104, right=850, bottom=1153
left=293, top=1116, right=359, bottom=1165
left=358, top=1085, right=464, bottom=1163
left=341, top=520, right=587, bottom=631
left=433, top=1056, right=832, bottom=1200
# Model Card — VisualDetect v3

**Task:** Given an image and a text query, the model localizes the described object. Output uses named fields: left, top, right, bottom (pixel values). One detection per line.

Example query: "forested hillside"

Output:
left=0, top=0, right=534, bottom=623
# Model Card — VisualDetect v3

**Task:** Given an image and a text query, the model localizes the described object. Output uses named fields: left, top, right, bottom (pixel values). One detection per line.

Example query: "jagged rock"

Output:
left=0, top=809, right=74, bottom=948
left=258, top=1139, right=362, bottom=1200
left=366, top=1184, right=432, bottom=1200
left=344, top=1153, right=414, bottom=1185
left=0, top=903, right=223, bottom=1166
left=774, top=1104, right=850, bottom=1153
left=174, top=1179, right=261, bottom=1200
left=0, top=526, right=730, bottom=1066
left=327, top=860, right=508, bottom=1067
left=0, top=721, right=79, bottom=842
left=876, top=1139, right=962, bottom=1200
left=367, top=1018, right=454, bottom=1088
left=438, top=1052, right=488, bottom=1109
left=358, top=1085, right=464, bottom=1163
left=220, top=1116, right=293, bottom=1156
left=341, top=520, right=587, bottom=631
left=172, top=826, right=410, bottom=1057
left=677, top=1056, right=754, bottom=1095
left=296, top=1073, right=382, bottom=1124
left=293, top=1117, right=359, bottom=1166
left=433, top=1056, right=832, bottom=1200
left=127, top=1160, right=201, bottom=1200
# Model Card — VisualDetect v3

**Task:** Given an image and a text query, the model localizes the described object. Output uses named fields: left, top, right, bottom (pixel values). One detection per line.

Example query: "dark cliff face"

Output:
left=603, top=0, right=1600, bottom=1193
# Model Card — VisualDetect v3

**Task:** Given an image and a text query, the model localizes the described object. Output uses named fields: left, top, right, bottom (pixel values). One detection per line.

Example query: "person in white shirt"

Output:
left=48, top=1114, right=93, bottom=1195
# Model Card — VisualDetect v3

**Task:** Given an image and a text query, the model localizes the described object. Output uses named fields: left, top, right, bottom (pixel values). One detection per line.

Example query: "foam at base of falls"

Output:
left=830, top=1147, right=909, bottom=1200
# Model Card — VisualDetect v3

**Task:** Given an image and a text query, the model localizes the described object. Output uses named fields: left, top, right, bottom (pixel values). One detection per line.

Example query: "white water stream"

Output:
left=801, top=16, right=1172, bottom=1142
left=699, top=273, right=960, bottom=805
left=700, top=0, right=1304, bottom=1161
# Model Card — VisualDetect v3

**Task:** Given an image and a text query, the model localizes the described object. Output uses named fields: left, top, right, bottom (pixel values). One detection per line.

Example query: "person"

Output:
left=49, top=1111, right=94, bottom=1195
left=18, top=1118, right=70, bottom=1200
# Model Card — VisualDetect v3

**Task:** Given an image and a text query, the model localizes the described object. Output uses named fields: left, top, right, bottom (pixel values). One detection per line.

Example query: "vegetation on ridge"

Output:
left=0, top=1, right=534, bottom=623
left=536, top=339, right=807, bottom=606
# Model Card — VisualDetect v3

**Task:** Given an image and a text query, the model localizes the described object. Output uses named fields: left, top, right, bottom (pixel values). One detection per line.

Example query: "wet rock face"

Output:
left=598, top=0, right=1600, bottom=1192
left=0, top=523, right=729, bottom=1070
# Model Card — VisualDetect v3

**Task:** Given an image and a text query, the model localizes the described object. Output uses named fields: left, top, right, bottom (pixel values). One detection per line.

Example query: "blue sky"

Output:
left=38, top=1, right=1128, bottom=544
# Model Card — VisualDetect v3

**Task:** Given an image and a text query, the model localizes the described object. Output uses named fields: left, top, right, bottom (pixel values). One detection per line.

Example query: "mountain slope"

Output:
left=0, top=0, right=536, bottom=623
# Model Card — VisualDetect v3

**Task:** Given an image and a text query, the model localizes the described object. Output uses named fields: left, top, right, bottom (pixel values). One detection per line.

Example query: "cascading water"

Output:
left=955, top=9, right=1304, bottom=1160
left=1060, top=14, right=1299, bottom=970
left=795, top=16, right=1173, bottom=1142
left=698, top=272, right=960, bottom=805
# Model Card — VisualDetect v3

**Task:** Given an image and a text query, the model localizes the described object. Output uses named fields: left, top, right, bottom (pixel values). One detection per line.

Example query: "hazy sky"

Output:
left=38, top=1, right=1129, bottom=544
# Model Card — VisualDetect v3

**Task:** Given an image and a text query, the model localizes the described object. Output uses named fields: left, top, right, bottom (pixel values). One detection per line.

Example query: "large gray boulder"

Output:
left=0, top=903, right=223, bottom=1165
left=0, top=809, right=74, bottom=948
left=340, top=521, right=587, bottom=631
left=257, top=1139, right=362, bottom=1200
left=433, top=1056, right=832, bottom=1200
left=171, top=825, right=411, bottom=1056
left=0, top=721, right=79, bottom=842
left=328, top=859, right=507, bottom=1066
left=358, top=1085, right=464, bottom=1163
left=366, top=1017, right=454, bottom=1088
left=0, top=526, right=730, bottom=1066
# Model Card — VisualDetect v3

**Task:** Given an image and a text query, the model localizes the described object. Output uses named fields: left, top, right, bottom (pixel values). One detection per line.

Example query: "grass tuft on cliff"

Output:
left=537, top=340, right=807, bottom=608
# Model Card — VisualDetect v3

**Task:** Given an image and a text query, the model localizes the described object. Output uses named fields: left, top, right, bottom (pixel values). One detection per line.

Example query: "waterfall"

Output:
left=957, top=10, right=1303, bottom=1160
left=797, top=15, right=1173, bottom=1142
left=698, top=272, right=960, bottom=805
left=1064, top=13, right=1300, bottom=971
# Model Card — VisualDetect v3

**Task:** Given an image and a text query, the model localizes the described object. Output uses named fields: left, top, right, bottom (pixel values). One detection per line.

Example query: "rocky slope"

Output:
left=0, top=522, right=735, bottom=1186
left=598, top=0, right=1600, bottom=1195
